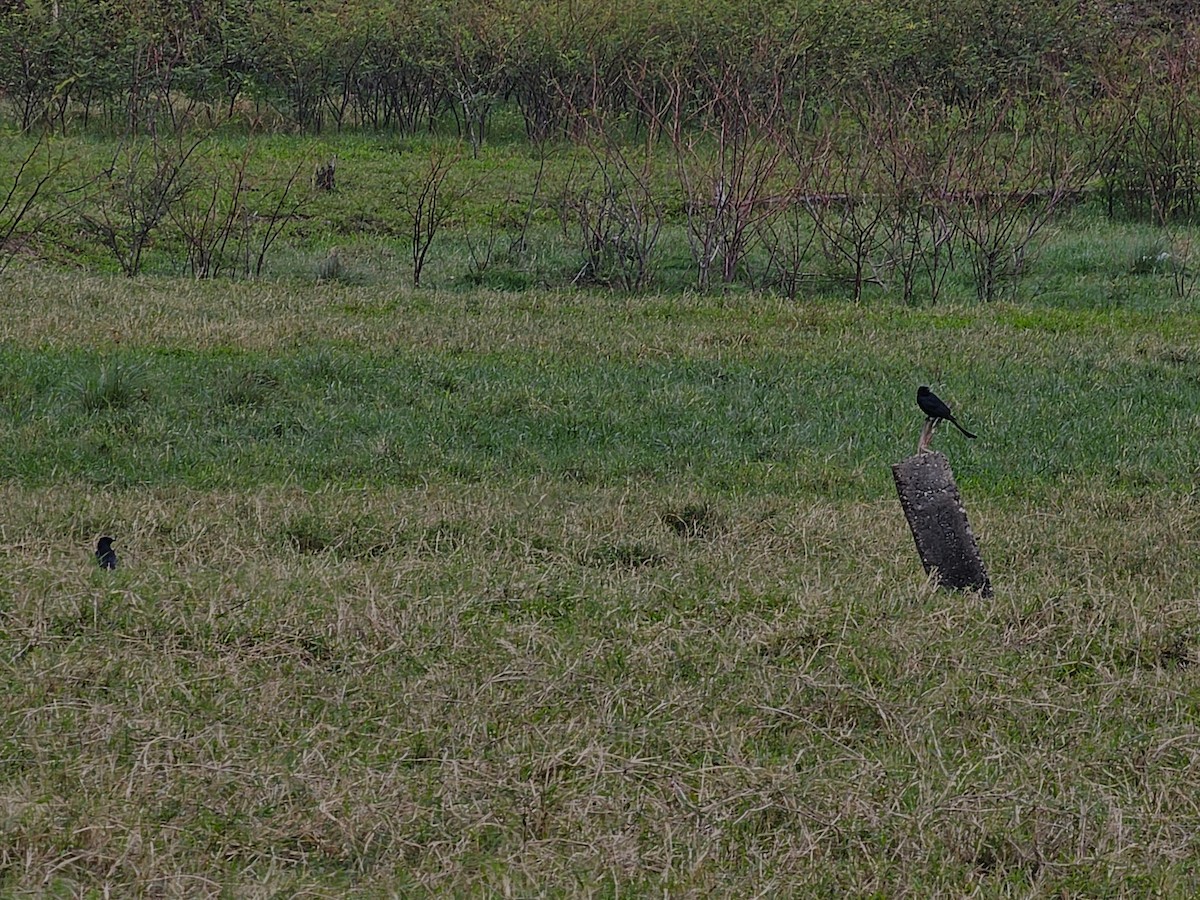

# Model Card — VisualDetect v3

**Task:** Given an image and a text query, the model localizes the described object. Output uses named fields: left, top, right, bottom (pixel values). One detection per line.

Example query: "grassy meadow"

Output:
left=5, top=128, right=1200, bottom=895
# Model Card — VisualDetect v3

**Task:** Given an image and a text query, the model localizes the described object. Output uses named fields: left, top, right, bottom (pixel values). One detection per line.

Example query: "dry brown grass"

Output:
left=3, top=479, right=1200, bottom=895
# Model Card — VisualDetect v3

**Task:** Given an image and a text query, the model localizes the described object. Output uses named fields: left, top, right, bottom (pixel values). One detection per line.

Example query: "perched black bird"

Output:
left=96, top=536, right=118, bottom=570
left=917, top=386, right=977, bottom=439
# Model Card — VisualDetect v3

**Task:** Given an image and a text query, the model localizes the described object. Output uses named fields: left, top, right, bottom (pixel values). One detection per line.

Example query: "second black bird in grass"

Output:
left=917, top=386, right=977, bottom=439
left=96, top=535, right=118, bottom=570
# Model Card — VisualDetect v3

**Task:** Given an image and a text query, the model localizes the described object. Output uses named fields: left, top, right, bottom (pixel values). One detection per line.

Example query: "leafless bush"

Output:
left=1101, top=34, right=1200, bottom=224
left=454, top=82, right=496, bottom=159
left=171, top=152, right=248, bottom=279
left=1168, top=233, right=1198, bottom=301
left=397, top=145, right=461, bottom=287
left=0, top=132, right=71, bottom=275
left=242, top=163, right=309, bottom=279
left=558, top=156, right=661, bottom=292
left=659, top=58, right=788, bottom=290
left=944, top=94, right=1107, bottom=301
left=866, top=96, right=959, bottom=304
left=756, top=199, right=819, bottom=301
left=81, top=131, right=206, bottom=276
left=171, top=149, right=309, bottom=279
left=450, top=28, right=507, bottom=158
left=676, top=120, right=784, bottom=289
left=771, top=84, right=1120, bottom=304
left=797, top=125, right=890, bottom=302
left=557, top=111, right=664, bottom=292
left=755, top=142, right=824, bottom=301
left=464, top=141, right=548, bottom=279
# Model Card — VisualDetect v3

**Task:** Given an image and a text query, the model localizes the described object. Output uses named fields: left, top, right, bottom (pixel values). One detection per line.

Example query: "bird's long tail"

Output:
left=948, top=416, right=977, bottom=439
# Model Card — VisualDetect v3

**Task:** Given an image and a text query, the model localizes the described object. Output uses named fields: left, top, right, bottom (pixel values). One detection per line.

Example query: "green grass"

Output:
left=3, top=262, right=1200, bottom=894
left=2, top=272, right=1200, bottom=499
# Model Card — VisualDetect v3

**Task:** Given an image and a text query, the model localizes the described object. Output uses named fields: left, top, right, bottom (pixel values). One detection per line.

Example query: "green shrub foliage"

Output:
left=0, top=0, right=1147, bottom=137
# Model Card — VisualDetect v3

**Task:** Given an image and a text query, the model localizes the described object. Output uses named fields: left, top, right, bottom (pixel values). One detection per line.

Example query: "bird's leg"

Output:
left=918, top=417, right=935, bottom=453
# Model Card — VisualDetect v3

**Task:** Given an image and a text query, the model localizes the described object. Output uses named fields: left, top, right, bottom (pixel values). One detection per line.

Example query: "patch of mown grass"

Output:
left=2, top=271, right=1200, bottom=501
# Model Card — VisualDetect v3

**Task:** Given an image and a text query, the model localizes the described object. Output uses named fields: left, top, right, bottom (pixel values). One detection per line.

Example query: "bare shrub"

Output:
left=81, top=131, right=206, bottom=277
left=557, top=108, right=664, bottom=292
left=756, top=198, right=819, bottom=301
left=464, top=141, right=549, bottom=281
left=171, top=148, right=309, bottom=279
left=1168, top=233, right=1198, bottom=301
left=800, top=127, right=890, bottom=302
left=755, top=142, right=824, bottom=301
left=944, top=93, right=1111, bottom=301
left=0, top=132, right=72, bottom=275
left=397, top=145, right=461, bottom=288
left=1101, top=33, right=1200, bottom=224
left=651, top=51, right=788, bottom=290
left=866, top=95, right=959, bottom=305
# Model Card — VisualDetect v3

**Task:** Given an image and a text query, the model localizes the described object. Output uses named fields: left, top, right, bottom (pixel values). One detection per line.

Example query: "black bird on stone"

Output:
left=96, top=536, right=118, bottom=570
left=917, top=386, right=976, bottom=439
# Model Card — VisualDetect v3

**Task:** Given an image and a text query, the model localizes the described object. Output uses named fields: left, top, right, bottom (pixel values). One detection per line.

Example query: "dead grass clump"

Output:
left=660, top=500, right=725, bottom=539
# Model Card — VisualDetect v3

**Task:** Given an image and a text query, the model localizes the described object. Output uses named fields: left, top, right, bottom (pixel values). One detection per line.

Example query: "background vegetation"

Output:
left=0, top=0, right=1197, bottom=297
left=3, top=0, right=1200, bottom=895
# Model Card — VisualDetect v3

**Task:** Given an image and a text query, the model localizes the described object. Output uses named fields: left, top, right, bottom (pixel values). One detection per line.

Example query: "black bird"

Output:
left=96, top=536, right=118, bottom=570
left=917, top=386, right=977, bottom=439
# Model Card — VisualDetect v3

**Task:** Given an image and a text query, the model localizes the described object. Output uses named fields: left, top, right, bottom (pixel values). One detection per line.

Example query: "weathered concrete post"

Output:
left=892, top=450, right=991, bottom=596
